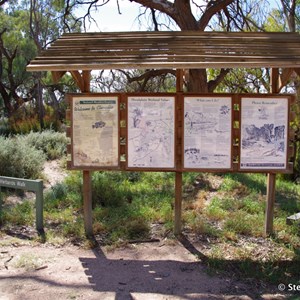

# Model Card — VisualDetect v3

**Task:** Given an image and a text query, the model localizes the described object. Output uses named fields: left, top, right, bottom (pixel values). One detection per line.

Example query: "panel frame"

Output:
left=126, top=93, right=177, bottom=172
left=181, top=93, right=234, bottom=172
left=239, top=94, right=292, bottom=173
left=69, top=93, right=121, bottom=170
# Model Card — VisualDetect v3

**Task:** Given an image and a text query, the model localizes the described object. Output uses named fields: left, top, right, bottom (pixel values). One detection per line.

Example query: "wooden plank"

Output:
left=27, top=60, right=300, bottom=72
left=27, top=31, right=300, bottom=72
left=32, top=54, right=300, bottom=63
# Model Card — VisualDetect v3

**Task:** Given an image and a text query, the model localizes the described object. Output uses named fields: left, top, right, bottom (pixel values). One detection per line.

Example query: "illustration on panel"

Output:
left=240, top=98, right=288, bottom=169
left=127, top=96, right=175, bottom=168
left=184, top=97, right=232, bottom=169
left=72, top=97, right=119, bottom=167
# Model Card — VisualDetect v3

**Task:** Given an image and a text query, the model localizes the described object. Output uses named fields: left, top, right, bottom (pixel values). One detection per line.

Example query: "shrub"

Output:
left=3, top=201, right=34, bottom=226
left=92, top=172, right=134, bottom=207
left=20, top=130, right=69, bottom=160
left=0, top=136, right=45, bottom=179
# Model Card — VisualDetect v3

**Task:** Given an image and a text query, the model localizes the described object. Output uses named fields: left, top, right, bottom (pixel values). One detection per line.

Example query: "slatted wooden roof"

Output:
left=27, top=31, right=300, bottom=71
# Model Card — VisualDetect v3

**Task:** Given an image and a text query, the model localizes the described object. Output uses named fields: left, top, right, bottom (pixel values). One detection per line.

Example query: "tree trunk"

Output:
left=187, top=69, right=208, bottom=93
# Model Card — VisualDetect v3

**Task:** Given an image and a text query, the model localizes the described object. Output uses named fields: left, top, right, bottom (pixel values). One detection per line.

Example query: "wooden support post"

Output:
left=174, top=172, right=183, bottom=235
left=0, top=187, right=2, bottom=225
left=35, top=180, right=44, bottom=233
left=78, top=71, right=93, bottom=237
left=83, top=170, right=93, bottom=237
left=264, top=68, right=279, bottom=236
left=174, top=69, right=184, bottom=236
left=265, top=173, right=276, bottom=235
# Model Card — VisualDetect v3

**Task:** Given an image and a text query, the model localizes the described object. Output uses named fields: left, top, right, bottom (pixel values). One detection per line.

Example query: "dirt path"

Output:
left=0, top=236, right=287, bottom=300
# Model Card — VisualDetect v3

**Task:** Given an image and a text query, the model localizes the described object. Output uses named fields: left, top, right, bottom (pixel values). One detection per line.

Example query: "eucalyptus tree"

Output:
left=0, top=7, right=37, bottom=117
left=0, top=1, right=80, bottom=128
left=64, top=0, right=274, bottom=93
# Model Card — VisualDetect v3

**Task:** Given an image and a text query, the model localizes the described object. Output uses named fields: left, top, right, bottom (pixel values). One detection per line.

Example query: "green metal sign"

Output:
left=0, top=176, right=44, bottom=233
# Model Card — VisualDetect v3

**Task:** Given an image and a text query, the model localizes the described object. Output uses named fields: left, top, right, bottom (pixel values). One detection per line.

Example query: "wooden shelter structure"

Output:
left=27, top=31, right=300, bottom=237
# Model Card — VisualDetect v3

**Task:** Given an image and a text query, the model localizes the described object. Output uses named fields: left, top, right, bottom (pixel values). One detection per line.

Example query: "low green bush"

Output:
left=2, top=201, right=34, bottom=226
left=20, top=130, right=69, bottom=160
left=0, top=136, right=45, bottom=178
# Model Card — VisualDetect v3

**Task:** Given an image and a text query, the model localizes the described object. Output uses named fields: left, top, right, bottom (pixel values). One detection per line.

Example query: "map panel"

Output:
left=184, top=96, right=232, bottom=169
left=72, top=96, right=119, bottom=168
left=240, top=97, right=288, bottom=170
left=127, top=96, right=175, bottom=169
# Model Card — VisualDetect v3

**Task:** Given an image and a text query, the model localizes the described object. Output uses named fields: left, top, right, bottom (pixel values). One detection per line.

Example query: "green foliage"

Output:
left=43, top=171, right=175, bottom=243
left=223, top=211, right=264, bottom=236
left=0, top=130, right=67, bottom=178
left=0, top=135, right=45, bottom=178
left=204, top=197, right=228, bottom=221
left=0, top=1, right=79, bottom=122
left=7, top=105, right=65, bottom=135
left=20, top=129, right=69, bottom=160
left=92, top=172, right=134, bottom=207
left=3, top=201, right=34, bottom=225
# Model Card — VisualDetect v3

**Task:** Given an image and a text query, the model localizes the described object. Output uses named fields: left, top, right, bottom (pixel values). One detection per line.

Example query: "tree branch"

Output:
left=208, top=69, right=230, bottom=92
left=198, top=0, right=235, bottom=30
left=151, top=8, right=159, bottom=31
left=124, top=69, right=176, bottom=83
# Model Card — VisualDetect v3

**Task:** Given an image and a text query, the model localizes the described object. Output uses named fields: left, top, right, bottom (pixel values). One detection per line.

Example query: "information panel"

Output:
left=71, top=95, right=119, bottom=168
left=183, top=96, right=232, bottom=170
left=240, top=97, right=289, bottom=170
left=127, top=96, right=175, bottom=169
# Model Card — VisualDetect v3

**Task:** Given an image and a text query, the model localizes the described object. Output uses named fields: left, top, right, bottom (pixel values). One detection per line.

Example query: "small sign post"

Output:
left=0, top=176, right=44, bottom=233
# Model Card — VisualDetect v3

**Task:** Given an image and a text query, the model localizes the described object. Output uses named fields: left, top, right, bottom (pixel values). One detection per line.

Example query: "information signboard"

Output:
left=183, top=96, right=233, bottom=170
left=71, top=95, right=120, bottom=169
left=67, top=93, right=294, bottom=174
left=240, top=96, right=289, bottom=170
left=127, top=95, right=176, bottom=170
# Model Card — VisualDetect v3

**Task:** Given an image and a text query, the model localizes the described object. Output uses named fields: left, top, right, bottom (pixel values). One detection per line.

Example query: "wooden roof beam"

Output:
left=51, top=71, right=66, bottom=84
left=279, top=68, right=294, bottom=91
left=70, top=70, right=90, bottom=92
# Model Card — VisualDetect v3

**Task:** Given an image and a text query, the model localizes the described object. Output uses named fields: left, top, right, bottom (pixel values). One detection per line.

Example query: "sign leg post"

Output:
left=174, top=172, right=183, bottom=236
left=83, top=170, right=93, bottom=237
left=0, top=187, right=2, bottom=225
left=265, top=173, right=276, bottom=236
left=35, top=180, right=44, bottom=233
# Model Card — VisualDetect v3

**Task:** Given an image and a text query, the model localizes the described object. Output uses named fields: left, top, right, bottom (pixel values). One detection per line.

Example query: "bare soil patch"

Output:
left=0, top=236, right=287, bottom=300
